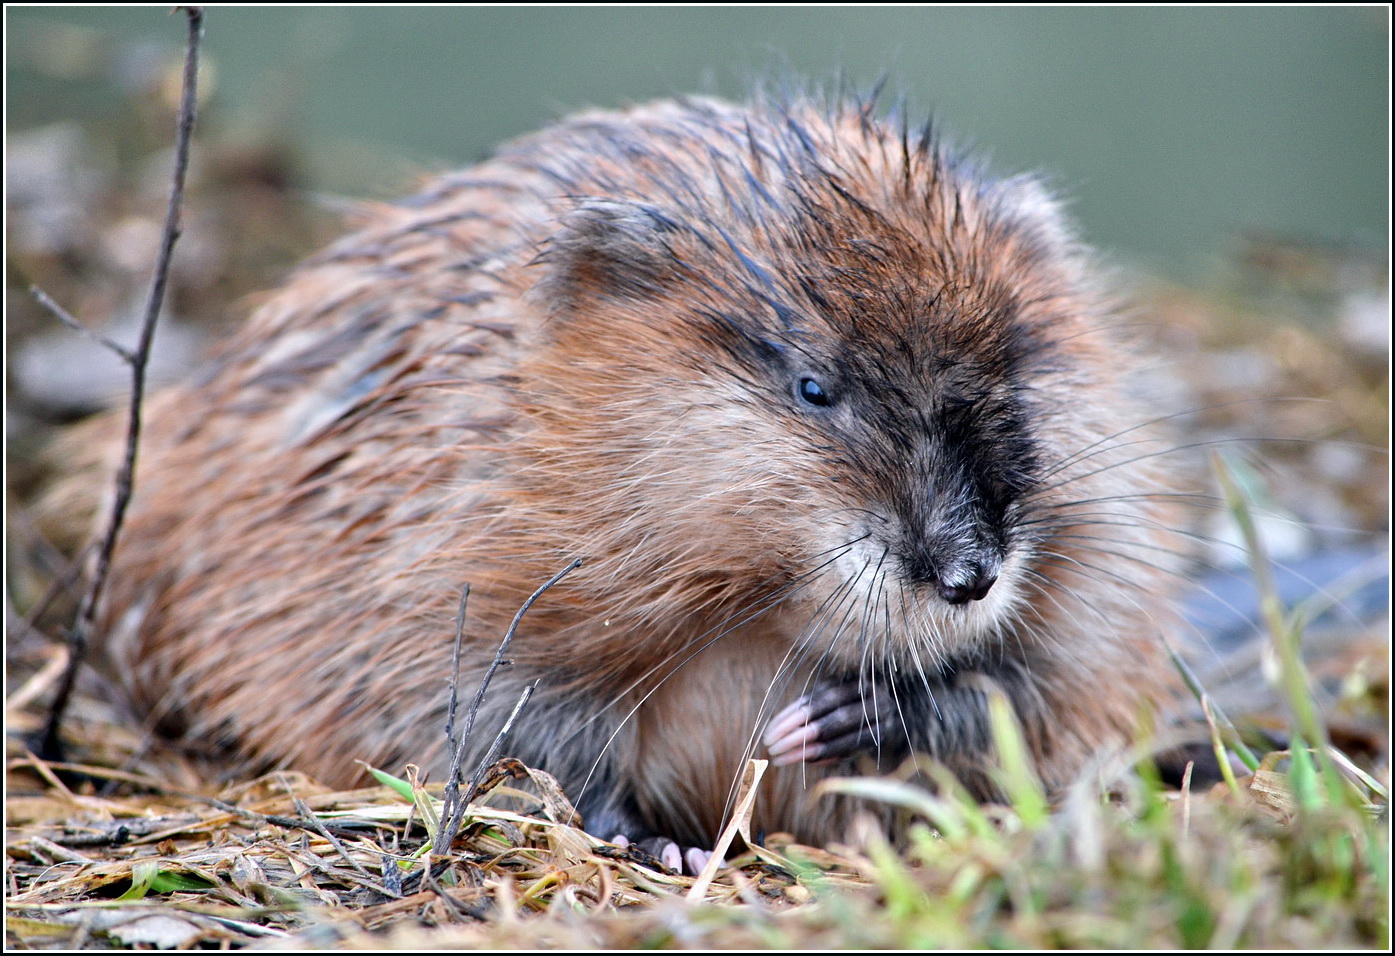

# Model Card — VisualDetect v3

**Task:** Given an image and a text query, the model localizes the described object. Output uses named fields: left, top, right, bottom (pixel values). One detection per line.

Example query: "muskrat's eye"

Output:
left=798, top=377, right=831, bottom=407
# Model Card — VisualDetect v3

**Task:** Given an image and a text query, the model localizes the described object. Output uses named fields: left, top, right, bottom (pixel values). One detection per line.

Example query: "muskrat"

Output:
left=77, top=92, right=1184, bottom=862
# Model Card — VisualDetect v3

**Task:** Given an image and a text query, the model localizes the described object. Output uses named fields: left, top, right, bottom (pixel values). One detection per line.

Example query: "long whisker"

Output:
left=570, top=532, right=888, bottom=817
left=1032, top=397, right=1338, bottom=483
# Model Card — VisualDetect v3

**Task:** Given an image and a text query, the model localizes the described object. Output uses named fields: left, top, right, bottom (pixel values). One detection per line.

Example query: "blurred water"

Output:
left=7, top=6, right=1388, bottom=282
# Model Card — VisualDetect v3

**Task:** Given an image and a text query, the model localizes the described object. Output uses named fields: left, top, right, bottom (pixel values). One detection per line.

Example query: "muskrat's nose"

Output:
left=902, top=541, right=1002, bottom=604
left=937, top=569, right=998, bottom=605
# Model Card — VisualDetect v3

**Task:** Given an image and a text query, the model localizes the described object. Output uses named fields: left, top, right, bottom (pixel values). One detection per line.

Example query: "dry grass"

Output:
left=5, top=625, right=1387, bottom=948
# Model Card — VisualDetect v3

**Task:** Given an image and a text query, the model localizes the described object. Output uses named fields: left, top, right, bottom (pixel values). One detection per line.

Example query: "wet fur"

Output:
left=85, top=93, right=1182, bottom=849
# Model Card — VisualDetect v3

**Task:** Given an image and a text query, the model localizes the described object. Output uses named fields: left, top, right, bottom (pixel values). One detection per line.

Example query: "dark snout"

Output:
left=891, top=456, right=1014, bottom=607
left=936, top=562, right=999, bottom=605
left=899, top=536, right=1004, bottom=606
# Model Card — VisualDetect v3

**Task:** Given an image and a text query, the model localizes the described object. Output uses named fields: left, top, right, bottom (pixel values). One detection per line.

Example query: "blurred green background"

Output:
left=8, top=6, right=1388, bottom=284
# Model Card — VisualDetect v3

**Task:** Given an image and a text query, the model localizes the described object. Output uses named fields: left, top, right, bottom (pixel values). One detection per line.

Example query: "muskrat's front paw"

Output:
left=763, top=679, right=902, bottom=766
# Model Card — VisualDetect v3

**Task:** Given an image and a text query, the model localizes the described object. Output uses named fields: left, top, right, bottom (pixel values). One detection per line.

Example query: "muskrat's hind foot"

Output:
left=612, top=834, right=715, bottom=875
left=764, top=678, right=907, bottom=767
left=584, top=793, right=715, bottom=875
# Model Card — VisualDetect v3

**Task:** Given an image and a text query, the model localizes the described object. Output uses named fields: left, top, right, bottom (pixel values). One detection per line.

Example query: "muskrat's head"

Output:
left=515, top=98, right=1160, bottom=666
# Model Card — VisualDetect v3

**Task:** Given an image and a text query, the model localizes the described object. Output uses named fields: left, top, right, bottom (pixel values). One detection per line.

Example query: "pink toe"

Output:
left=762, top=701, right=812, bottom=746
left=685, top=847, right=712, bottom=874
left=765, top=722, right=818, bottom=758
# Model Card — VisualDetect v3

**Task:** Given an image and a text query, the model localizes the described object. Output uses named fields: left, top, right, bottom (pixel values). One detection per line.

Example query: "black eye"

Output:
left=798, top=377, right=831, bottom=407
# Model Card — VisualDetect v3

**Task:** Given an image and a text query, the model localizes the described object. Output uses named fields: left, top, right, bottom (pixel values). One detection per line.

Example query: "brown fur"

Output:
left=76, top=93, right=1183, bottom=848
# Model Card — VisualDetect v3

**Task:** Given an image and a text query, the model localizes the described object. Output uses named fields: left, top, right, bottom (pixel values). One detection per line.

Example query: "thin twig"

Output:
left=421, top=862, right=487, bottom=921
left=28, top=286, right=135, bottom=364
left=435, top=584, right=472, bottom=837
left=16, top=543, right=97, bottom=641
left=435, top=680, right=538, bottom=852
left=199, top=798, right=370, bottom=843
left=431, top=559, right=581, bottom=857
left=432, top=586, right=477, bottom=859
left=464, top=559, right=582, bottom=755
left=41, top=6, right=205, bottom=761
left=278, top=843, right=401, bottom=900
left=466, top=681, right=538, bottom=799
left=442, top=584, right=471, bottom=758
left=292, top=796, right=381, bottom=885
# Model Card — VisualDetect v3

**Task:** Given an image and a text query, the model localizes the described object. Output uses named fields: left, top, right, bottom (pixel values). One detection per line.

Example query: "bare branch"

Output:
left=29, top=286, right=136, bottom=364
left=466, top=681, right=538, bottom=799
left=433, top=680, right=537, bottom=856
left=41, top=6, right=205, bottom=761
left=461, top=558, right=583, bottom=754
left=430, top=559, right=581, bottom=857
left=440, top=584, right=471, bottom=776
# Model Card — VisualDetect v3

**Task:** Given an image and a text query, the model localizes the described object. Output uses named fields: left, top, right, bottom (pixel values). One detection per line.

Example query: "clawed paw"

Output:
left=610, top=834, right=716, bottom=875
left=762, top=678, right=904, bottom=766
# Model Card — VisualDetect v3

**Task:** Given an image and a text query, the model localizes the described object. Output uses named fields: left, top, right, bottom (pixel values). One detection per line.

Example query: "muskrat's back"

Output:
left=92, top=94, right=1183, bottom=850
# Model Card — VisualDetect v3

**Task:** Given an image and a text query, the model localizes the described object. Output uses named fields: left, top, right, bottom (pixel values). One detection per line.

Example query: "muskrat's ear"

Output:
left=535, top=198, right=684, bottom=309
